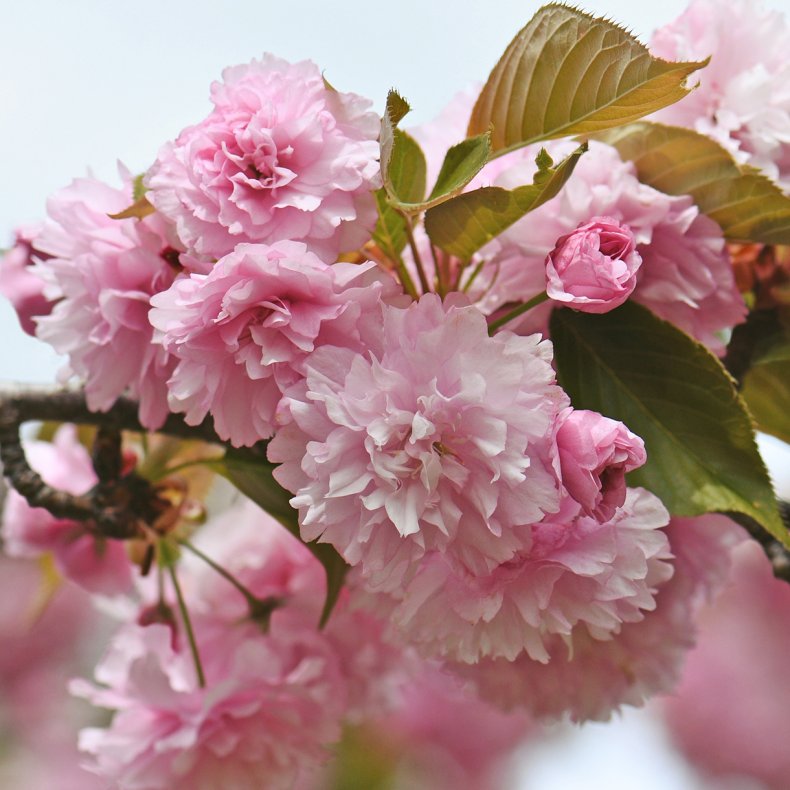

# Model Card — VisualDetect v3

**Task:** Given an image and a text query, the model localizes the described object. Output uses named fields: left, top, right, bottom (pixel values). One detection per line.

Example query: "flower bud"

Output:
left=545, top=215, right=642, bottom=313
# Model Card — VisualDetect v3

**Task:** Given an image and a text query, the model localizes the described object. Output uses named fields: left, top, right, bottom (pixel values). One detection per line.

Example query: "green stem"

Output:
left=394, top=253, right=419, bottom=300
left=179, top=539, right=258, bottom=606
left=462, top=259, right=486, bottom=293
left=168, top=563, right=206, bottom=689
left=402, top=215, right=431, bottom=294
left=488, top=292, right=550, bottom=334
left=178, top=539, right=281, bottom=630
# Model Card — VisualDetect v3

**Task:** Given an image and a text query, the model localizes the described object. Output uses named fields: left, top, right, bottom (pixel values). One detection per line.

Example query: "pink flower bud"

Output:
left=556, top=408, right=647, bottom=522
left=545, top=215, right=642, bottom=313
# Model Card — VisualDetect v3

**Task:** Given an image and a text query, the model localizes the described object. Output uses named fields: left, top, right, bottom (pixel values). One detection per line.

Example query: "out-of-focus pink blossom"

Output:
left=458, top=513, right=742, bottom=722
left=1, top=425, right=134, bottom=595
left=556, top=409, right=646, bottom=521
left=370, top=487, right=671, bottom=664
left=72, top=622, right=345, bottom=790
left=150, top=242, right=400, bottom=446
left=0, top=225, right=53, bottom=335
left=270, top=294, right=567, bottom=591
left=651, top=0, right=790, bottom=191
left=74, top=502, right=338, bottom=789
left=147, top=55, right=381, bottom=262
left=32, top=171, right=183, bottom=429
left=0, top=555, right=106, bottom=789
left=545, top=216, right=642, bottom=313
left=663, top=539, right=790, bottom=789
left=330, top=665, right=532, bottom=790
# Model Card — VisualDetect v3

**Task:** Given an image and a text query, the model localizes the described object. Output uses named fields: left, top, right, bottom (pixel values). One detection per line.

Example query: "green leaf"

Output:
left=380, top=91, right=426, bottom=205
left=212, top=450, right=349, bottom=626
left=596, top=122, right=790, bottom=244
left=424, top=143, right=586, bottom=259
left=742, top=338, right=790, bottom=444
left=550, top=302, right=786, bottom=546
left=426, top=132, right=492, bottom=202
left=371, top=189, right=408, bottom=260
left=468, top=4, right=707, bottom=156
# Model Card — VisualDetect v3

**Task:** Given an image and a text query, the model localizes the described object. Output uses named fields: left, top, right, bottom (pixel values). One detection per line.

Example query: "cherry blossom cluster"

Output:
left=1, top=0, right=789, bottom=786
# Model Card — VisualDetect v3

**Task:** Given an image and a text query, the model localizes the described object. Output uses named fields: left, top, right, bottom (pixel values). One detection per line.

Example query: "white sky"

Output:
left=2, top=2, right=790, bottom=787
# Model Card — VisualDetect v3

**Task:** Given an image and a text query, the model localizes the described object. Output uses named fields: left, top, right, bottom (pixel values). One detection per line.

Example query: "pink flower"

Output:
left=335, top=665, right=533, bottom=790
left=556, top=409, right=646, bottom=521
left=146, top=55, right=381, bottom=262
left=651, top=0, right=790, bottom=191
left=476, top=141, right=746, bottom=353
left=0, top=225, right=53, bottom=335
left=457, top=513, right=742, bottom=722
left=545, top=216, right=642, bottom=313
left=1, top=425, right=134, bottom=595
left=270, top=294, right=567, bottom=591
left=371, top=487, right=671, bottom=664
left=0, top=555, right=107, bottom=790
left=150, top=242, right=400, bottom=447
left=663, top=539, right=790, bottom=789
left=72, top=622, right=345, bottom=790
left=32, top=171, right=183, bottom=429
left=72, top=500, right=371, bottom=789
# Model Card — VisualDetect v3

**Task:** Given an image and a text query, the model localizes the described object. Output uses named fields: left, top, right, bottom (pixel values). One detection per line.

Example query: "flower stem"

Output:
left=178, top=539, right=281, bottom=630
left=487, top=292, right=550, bottom=334
left=179, top=539, right=257, bottom=605
left=402, top=215, right=431, bottom=294
left=167, top=562, right=206, bottom=689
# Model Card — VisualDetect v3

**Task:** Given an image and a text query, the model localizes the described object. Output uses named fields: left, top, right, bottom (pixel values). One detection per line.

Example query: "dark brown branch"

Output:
left=0, top=384, right=229, bottom=532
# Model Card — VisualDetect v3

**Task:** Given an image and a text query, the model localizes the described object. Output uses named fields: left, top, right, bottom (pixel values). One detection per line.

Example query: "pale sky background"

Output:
left=2, top=2, right=790, bottom=788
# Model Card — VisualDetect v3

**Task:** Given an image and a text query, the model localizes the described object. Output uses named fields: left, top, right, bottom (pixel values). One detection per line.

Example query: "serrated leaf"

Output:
left=550, top=302, right=786, bottom=546
left=468, top=4, right=707, bottom=155
left=108, top=195, right=155, bottom=220
left=424, top=143, right=585, bottom=259
left=213, top=450, right=348, bottom=626
left=380, top=91, right=424, bottom=204
left=596, top=122, right=790, bottom=244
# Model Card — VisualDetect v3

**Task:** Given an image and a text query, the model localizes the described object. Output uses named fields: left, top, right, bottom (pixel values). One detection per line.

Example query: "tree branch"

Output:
left=0, top=384, right=228, bottom=533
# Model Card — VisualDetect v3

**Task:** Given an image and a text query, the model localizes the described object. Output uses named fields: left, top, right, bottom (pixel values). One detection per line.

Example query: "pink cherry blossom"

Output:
left=472, top=141, right=745, bottom=353
left=72, top=621, right=345, bottom=790
left=1, top=425, right=134, bottom=595
left=651, top=0, right=790, bottom=191
left=270, top=294, right=567, bottom=591
left=663, top=539, right=790, bottom=789
left=0, top=225, right=53, bottom=335
left=556, top=408, right=646, bottom=521
left=370, top=487, right=671, bottom=664
left=72, top=501, right=349, bottom=789
left=329, top=664, right=533, bottom=790
left=545, top=216, right=642, bottom=313
left=146, top=55, right=381, bottom=262
left=150, top=242, right=400, bottom=446
left=32, top=171, right=184, bottom=429
left=0, top=555, right=107, bottom=789
left=457, top=513, right=743, bottom=722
